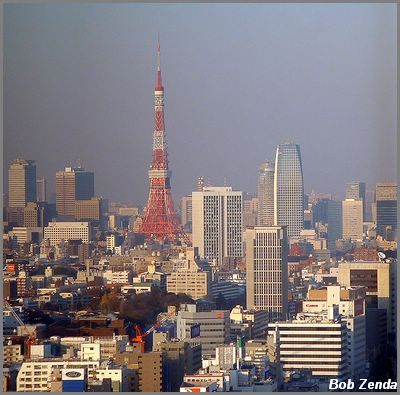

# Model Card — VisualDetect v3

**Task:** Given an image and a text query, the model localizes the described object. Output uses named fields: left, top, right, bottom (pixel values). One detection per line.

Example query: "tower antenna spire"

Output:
left=156, top=34, right=162, bottom=89
left=140, top=36, right=188, bottom=244
left=157, top=33, right=161, bottom=71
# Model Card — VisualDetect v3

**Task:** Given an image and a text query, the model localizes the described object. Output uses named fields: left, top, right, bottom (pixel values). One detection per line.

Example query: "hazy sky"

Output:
left=4, top=3, right=397, bottom=205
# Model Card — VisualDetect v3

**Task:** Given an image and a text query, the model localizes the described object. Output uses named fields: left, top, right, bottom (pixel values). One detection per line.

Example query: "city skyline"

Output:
left=3, top=3, right=397, bottom=204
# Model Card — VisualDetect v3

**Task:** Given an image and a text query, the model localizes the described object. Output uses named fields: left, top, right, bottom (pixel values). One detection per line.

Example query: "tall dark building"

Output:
left=312, top=198, right=330, bottom=225
left=327, top=200, right=343, bottom=251
left=36, top=177, right=47, bottom=202
left=56, top=166, right=94, bottom=219
left=375, top=182, right=397, bottom=239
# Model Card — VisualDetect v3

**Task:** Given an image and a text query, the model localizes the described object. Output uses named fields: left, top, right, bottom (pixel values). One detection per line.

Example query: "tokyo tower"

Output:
left=140, top=39, right=188, bottom=243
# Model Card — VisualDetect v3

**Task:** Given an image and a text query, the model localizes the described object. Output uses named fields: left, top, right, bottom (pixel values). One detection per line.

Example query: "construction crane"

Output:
left=4, top=301, right=37, bottom=359
left=131, top=313, right=173, bottom=352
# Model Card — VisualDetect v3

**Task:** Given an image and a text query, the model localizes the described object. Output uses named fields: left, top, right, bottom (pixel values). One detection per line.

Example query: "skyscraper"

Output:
left=273, top=143, right=304, bottom=238
left=327, top=200, right=343, bottom=251
left=56, top=166, right=94, bottom=218
left=140, top=40, right=185, bottom=242
left=365, top=189, right=376, bottom=222
left=180, top=195, right=192, bottom=232
left=342, top=199, right=363, bottom=241
left=8, top=159, right=37, bottom=208
left=246, top=226, right=288, bottom=321
left=192, top=187, right=243, bottom=266
left=375, top=182, right=397, bottom=239
left=36, top=177, right=47, bottom=202
left=257, top=161, right=274, bottom=226
left=243, top=195, right=258, bottom=228
left=346, top=181, right=366, bottom=219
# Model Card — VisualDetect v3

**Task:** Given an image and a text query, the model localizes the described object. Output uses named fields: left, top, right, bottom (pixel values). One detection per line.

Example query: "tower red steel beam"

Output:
left=140, top=38, right=189, bottom=244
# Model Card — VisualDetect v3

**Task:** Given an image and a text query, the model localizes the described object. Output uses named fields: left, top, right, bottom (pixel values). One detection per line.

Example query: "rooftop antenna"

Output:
left=377, top=251, right=386, bottom=261
left=197, top=176, right=204, bottom=192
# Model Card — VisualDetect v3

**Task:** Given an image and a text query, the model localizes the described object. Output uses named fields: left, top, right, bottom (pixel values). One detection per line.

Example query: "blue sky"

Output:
left=4, top=3, right=397, bottom=204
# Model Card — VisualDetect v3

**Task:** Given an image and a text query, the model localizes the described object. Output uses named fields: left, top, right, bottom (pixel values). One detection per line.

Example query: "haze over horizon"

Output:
left=4, top=3, right=397, bottom=205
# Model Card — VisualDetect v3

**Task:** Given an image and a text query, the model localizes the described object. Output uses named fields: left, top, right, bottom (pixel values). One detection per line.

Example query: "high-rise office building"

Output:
left=376, top=182, right=397, bottom=201
left=56, top=166, right=94, bottom=218
left=346, top=181, right=366, bottom=219
left=75, top=197, right=102, bottom=220
left=192, top=187, right=243, bottom=266
left=24, top=202, right=45, bottom=227
left=274, top=143, right=304, bottom=238
left=327, top=200, right=343, bottom=251
left=8, top=159, right=37, bottom=208
left=36, top=177, right=47, bottom=202
left=365, top=189, right=376, bottom=222
left=243, top=196, right=258, bottom=228
left=342, top=199, right=363, bottom=241
left=245, top=226, right=288, bottom=321
left=257, top=161, right=274, bottom=226
left=375, top=182, right=397, bottom=239
left=312, top=198, right=330, bottom=225
left=180, top=195, right=192, bottom=232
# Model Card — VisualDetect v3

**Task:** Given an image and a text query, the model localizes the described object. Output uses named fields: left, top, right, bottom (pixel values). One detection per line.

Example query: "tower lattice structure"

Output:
left=140, top=40, right=188, bottom=243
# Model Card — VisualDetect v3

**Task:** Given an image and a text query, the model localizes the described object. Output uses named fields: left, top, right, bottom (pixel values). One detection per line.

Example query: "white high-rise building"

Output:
left=245, top=226, right=288, bottom=321
left=346, top=181, right=366, bottom=219
left=273, top=143, right=304, bottom=238
left=342, top=199, right=363, bottom=241
left=192, top=187, right=243, bottom=266
left=267, top=310, right=349, bottom=382
left=257, top=161, right=274, bottom=226
left=303, top=285, right=367, bottom=379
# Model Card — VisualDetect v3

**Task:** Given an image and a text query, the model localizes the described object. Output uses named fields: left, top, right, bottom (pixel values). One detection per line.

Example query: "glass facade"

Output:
left=274, top=143, right=304, bottom=238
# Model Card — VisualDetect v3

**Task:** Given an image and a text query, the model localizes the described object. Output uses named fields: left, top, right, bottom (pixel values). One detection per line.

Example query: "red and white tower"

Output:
left=140, top=40, right=187, bottom=243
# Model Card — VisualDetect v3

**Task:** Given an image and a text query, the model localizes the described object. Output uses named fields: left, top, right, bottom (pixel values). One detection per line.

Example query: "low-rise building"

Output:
left=177, top=304, right=230, bottom=359
left=43, top=222, right=91, bottom=246
left=229, top=305, right=268, bottom=341
left=16, top=360, right=100, bottom=392
left=102, top=270, right=133, bottom=285
left=167, top=271, right=210, bottom=300
left=3, top=343, right=24, bottom=363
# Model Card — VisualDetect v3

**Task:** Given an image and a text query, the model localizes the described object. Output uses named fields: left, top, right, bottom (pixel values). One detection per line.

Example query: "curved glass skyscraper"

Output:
left=274, top=143, right=304, bottom=238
